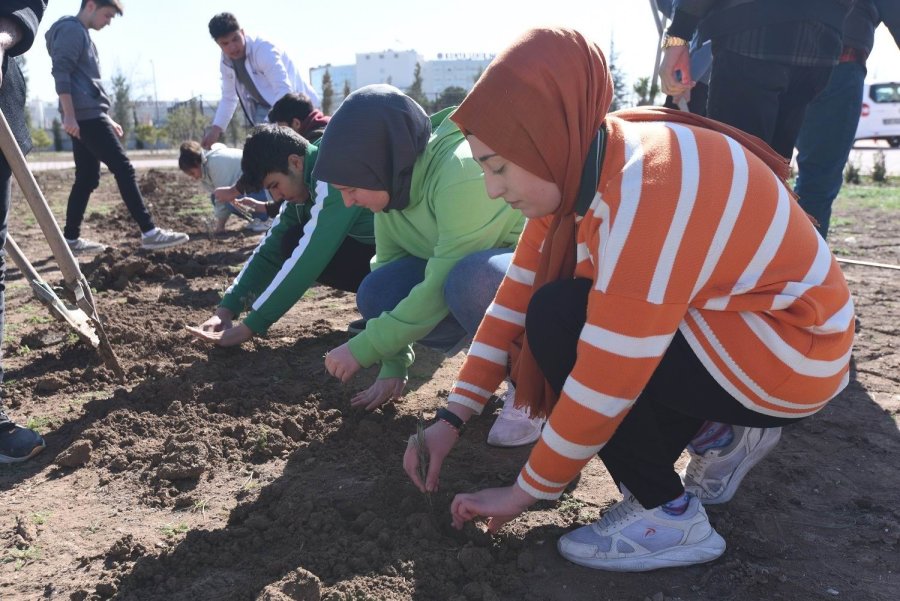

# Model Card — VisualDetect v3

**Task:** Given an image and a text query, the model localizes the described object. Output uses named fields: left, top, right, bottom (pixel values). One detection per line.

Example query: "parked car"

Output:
left=855, top=82, right=900, bottom=148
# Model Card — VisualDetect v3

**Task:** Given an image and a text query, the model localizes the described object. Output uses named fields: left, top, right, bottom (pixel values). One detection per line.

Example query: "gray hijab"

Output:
left=311, top=84, right=431, bottom=212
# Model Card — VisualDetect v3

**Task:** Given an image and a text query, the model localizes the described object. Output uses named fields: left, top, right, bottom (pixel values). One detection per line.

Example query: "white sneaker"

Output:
left=682, top=426, right=782, bottom=505
left=65, top=237, right=107, bottom=254
left=244, top=218, right=273, bottom=233
left=486, top=385, right=544, bottom=448
left=141, top=228, right=190, bottom=250
left=557, top=491, right=726, bottom=572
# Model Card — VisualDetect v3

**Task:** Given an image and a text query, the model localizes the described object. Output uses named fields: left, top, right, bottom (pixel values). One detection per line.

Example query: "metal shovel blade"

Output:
left=6, top=235, right=99, bottom=346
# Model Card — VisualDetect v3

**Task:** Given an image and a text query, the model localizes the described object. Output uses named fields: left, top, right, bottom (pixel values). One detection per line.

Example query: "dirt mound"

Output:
left=2, top=168, right=898, bottom=601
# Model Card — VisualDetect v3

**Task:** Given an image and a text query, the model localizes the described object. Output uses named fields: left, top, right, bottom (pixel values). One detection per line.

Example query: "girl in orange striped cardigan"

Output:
left=403, top=28, right=855, bottom=572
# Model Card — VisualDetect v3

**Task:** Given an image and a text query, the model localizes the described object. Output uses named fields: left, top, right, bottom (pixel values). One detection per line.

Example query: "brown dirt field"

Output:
left=0, top=167, right=898, bottom=601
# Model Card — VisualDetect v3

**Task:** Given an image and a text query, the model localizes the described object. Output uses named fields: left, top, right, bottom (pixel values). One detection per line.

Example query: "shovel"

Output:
left=0, top=108, right=125, bottom=382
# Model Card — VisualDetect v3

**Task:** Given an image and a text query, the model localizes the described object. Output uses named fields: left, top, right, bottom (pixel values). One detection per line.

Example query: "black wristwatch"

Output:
left=434, top=407, right=466, bottom=436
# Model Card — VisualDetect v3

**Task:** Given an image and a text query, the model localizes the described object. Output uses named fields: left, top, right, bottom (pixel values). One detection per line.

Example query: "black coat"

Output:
left=1, top=0, right=48, bottom=158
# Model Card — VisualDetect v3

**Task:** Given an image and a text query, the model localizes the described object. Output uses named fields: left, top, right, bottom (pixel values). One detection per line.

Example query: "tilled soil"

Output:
left=0, top=167, right=898, bottom=601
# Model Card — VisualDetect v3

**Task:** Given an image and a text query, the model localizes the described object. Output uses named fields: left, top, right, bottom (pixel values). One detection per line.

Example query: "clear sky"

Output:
left=23, top=0, right=900, bottom=106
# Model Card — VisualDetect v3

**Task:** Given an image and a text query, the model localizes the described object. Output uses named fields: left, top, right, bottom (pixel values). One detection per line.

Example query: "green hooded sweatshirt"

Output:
left=347, top=108, right=525, bottom=380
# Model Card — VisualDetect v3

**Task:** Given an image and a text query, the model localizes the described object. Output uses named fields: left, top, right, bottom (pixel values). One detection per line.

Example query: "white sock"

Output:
left=142, top=227, right=159, bottom=238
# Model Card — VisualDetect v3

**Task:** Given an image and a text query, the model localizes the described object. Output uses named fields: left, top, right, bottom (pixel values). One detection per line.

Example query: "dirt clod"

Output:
left=256, top=568, right=322, bottom=601
left=56, top=440, right=93, bottom=467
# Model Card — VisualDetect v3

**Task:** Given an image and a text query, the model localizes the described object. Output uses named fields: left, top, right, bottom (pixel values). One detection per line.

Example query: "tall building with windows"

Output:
left=309, top=50, right=494, bottom=110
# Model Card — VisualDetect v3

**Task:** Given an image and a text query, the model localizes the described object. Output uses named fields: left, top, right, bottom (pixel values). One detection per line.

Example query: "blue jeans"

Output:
left=355, top=247, right=513, bottom=354
left=794, top=61, right=867, bottom=239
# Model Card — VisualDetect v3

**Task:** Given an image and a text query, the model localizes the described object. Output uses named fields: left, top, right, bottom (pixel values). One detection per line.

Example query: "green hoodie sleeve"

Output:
left=348, top=161, right=519, bottom=380
left=220, top=179, right=369, bottom=334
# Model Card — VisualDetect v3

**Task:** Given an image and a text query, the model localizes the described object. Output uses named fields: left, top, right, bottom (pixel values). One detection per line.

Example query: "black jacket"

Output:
left=1, top=0, right=47, bottom=158
left=669, top=0, right=853, bottom=42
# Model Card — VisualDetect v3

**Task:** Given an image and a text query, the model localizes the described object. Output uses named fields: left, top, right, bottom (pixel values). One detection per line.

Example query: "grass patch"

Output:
left=254, top=427, right=270, bottom=452
left=159, top=522, right=189, bottom=538
left=176, top=194, right=212, bottom=218
left=836, top=181, right=900, bottom=210
left=2, top=546, right=42, bottom=570
left=87, top=204, right=115, bottom=217
left=26, top=416, right=52, bottom=433
left=25, top=314, right=53, bottom=326
left=31, top=512, right=51, bottom=526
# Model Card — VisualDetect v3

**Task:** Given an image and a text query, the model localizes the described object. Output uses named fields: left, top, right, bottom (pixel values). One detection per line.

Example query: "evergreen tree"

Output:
left=607, top=41, right=629, bottom=111
left=432, top=86, right=467, bottom=111
left=166, top=99, right=211, bottom=144
left=406, top=62, right=428, bottom=110
left=632, top=76, right=660, bottom=106
left=30, top=128, right=51, bottom=150
left=321, top=69, right=334, bottom=115
left=51, top=118, right=64, bottom=151
left=342, top=80, right=351, bottom=103
left=111, top=72, right=133, bottom=138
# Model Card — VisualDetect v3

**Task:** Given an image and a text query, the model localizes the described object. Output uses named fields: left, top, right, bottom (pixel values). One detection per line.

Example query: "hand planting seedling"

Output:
left=415, top=411, right=433, bottom=512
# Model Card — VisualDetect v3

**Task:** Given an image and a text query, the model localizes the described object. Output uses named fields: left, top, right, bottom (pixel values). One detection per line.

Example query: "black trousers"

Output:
left=706, top=48, right=833, bottom=159
left=64, top=117, right=155, bottom=240
left=525, top=278, right=800, bottom=508
left=280, top=226, right=373, bottom=293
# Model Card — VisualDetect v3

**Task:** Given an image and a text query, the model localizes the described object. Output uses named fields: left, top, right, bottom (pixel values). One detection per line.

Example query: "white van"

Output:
left=855, top=82, right=900, bottom=148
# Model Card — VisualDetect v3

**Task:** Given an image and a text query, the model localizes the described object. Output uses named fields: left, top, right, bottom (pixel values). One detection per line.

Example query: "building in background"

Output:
left=310, top=49, right=494, bottom=110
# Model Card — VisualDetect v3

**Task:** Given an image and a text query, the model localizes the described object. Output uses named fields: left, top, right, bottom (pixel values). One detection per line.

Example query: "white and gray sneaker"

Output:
left=65, top=237, right=107, bottom=254
left=557, top=490, right=726, bottom=572
left=141, top=228, right=189, bottom=250
left=682, top=426, right=782, bottom=505
left=486, top=384, right=545, bottom=448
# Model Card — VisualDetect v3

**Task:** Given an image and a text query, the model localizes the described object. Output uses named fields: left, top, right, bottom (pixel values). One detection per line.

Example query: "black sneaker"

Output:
left=0, top=411, right=46, bottom=463
left=347, top=318, right=368, bottom=334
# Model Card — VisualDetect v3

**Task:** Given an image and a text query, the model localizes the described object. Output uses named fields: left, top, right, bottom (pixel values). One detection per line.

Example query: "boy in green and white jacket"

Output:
left=188, top=125, right=375, bottom=346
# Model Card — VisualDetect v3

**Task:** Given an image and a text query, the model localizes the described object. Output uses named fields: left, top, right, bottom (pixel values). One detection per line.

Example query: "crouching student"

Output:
left=318, top=86, right=537, bottom=439
left=178, top=140, right=270, bottom=233
left=187, top=125, right=375, bottom=346
left=404, top=28, right=854, bottom=572
left=235, top=97, right=330, bottom=222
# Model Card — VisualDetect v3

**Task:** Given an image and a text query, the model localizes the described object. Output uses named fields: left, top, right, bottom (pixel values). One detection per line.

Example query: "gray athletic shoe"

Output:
left=682, top=426, right=782, bottom=505
left=141, top=228, right=189, bottom=250
left=65, top=237, right=107, bottom=254
left=558, top=491, right=726, bottom=572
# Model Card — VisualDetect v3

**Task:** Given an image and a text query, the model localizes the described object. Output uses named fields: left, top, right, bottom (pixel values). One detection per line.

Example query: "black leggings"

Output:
left=526, top=278, right=800, bottom=508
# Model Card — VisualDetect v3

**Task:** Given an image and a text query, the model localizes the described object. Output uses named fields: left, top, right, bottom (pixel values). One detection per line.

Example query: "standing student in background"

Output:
left=45, top=0, right=189, bottom=252
left=795, top=0, right=900, bottom=239
left=202, top=12, right=320, bottom=149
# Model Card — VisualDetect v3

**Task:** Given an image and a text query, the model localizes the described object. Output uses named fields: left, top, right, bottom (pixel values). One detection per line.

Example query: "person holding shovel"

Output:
left=45, top=0, right=189, bottom=253
left=317, top=85, right=541, bottom=452
left=0, top=0, right=46, bottom=463
left=403, top=28, right=854, bottom=572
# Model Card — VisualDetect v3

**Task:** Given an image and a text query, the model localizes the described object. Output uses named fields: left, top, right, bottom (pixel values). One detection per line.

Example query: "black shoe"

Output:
left=0, top=412, right=46, bottom=463
left=347, top=318, right=368, bottom=334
